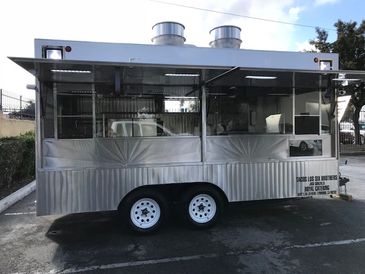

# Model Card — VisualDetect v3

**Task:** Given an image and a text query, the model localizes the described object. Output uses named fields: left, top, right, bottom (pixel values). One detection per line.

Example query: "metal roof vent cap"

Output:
left=152, top=21, right=186, bottom=46
left=209, top=25, right=242, bottom=49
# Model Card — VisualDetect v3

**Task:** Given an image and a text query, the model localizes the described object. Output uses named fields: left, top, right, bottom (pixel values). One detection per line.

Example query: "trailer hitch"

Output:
left=339, top=176, right=349, bottom=187
left=336, top=175, right=352, bottom=201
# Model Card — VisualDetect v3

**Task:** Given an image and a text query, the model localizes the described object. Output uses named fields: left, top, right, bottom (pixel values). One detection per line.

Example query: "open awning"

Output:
left=9, top=57, right=365, bottom=90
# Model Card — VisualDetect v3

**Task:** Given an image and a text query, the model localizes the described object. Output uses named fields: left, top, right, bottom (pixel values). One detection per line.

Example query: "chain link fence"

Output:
left=339, top=109, right=365, bottom=154
left=0, top=89, right=35, bottom=120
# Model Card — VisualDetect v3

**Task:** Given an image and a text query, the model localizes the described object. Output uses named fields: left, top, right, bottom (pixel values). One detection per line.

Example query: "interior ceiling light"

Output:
left=268, top=93, right=290, bottom=96
left=50, top=69, right=92, bottom=74
left=165, top=73, right=200, bottom=77
left=245, top=76, right=277, bottom=80
left=208, top=93, right=227, bottom=95
left=165, top=96, right=196, bottom=99
left=70, top=90, right=93, bottom=94
left=332, top=78, right=361, bottom=82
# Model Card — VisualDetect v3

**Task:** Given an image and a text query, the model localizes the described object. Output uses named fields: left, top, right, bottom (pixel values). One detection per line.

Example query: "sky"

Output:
left=0, top=0, right=364, bottom=100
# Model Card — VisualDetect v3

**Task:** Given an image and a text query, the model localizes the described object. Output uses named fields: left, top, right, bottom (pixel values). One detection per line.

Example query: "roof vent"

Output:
left=209, top=25, right=242, bottom=49
left=152, top=21, right=186, bottom=46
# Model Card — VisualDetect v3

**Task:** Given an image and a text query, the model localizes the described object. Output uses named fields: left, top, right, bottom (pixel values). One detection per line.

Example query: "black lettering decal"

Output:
left=315, top=185, right=330, bottom=191
left=305, top=186, right=314, bottom=192
left=321, top=175, right=338, bottom=181
left=297, top=176, right=307, bottom=183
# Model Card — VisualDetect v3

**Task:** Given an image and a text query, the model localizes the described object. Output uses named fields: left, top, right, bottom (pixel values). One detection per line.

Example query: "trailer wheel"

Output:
left=122, top=189, right=168, bottom=234
left=181, top=186, right=223, bottom=229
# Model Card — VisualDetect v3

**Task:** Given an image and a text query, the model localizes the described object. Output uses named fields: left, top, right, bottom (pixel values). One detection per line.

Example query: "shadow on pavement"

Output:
left=44, top=197, right=365, bottom=273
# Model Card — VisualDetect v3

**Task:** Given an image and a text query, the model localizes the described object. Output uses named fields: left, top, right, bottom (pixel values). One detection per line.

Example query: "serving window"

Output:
left=294, top=73, right=320, bottom=135
left=207, top=88, right=293, bottom=135
left=294, top=87, right=320, bottom=135
left=40, top=66, right=336, bottom=141
left=206, top=70, right=293, bottom=135
left=55, top=83, right=94, bottom=139
left=39, top=64, right=202, bottom=139
left=41, top=82, right=55, bottom=138
left=294, top=73, right=333, bottom=135
left=96, top=87, right=200, bottom=138
left=51, top=85, right=200, bottom=139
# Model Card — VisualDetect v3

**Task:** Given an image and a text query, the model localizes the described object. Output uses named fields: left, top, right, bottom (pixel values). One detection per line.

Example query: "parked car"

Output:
left=339, top=122, right=365, bottom=144
left=339, top=131, right=355, bottom=144
left=109, top=119, right=175, bottom=137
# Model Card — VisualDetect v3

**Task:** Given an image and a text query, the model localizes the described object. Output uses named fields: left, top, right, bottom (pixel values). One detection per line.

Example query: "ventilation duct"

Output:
left=152, top=22, right=186, bottom=46
left=209, top=25, right=242, bottom=49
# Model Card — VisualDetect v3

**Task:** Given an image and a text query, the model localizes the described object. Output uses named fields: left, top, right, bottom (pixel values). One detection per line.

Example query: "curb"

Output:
left=0, top=180, right=36, bottom=214
left=340, top=152, right=365, bottom=156
left=330, top=193, right=353, bottom=201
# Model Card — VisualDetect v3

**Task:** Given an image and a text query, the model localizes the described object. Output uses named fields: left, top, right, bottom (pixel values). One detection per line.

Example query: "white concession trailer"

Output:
left=11, top=22, right=362, bottom=233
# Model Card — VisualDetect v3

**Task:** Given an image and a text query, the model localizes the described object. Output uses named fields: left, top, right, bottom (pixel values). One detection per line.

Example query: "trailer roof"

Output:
left=33, top=39, right=340, bottom=70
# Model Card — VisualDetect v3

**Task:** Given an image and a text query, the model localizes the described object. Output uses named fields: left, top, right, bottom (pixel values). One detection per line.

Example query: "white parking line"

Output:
left=4, top=212, right=36, bottom=216
left=53, top=237, right=365, bottom=273
left=57, top=253, right=220, bottom=273
left=288, top=238, right=365, bottom=249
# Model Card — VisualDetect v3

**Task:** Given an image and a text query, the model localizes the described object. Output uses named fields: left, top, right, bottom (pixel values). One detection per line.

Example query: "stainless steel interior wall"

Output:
left=159, top=114, right=200, bottom=136
left=96, top=97, right=156, bottom=113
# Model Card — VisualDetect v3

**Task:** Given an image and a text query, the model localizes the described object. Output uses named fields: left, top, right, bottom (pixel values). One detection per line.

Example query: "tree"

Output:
left=310, top=28, right=332, bottom=53
left=310, top=20, right=365, bottom=144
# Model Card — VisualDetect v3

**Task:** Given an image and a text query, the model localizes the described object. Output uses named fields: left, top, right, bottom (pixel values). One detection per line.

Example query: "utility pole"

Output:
left=20, top=95, right=22, bottom=119
left=0, top=89, right=2, bottom=113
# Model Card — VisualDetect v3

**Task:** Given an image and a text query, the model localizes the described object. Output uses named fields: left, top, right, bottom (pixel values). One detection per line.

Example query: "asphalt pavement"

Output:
left=1, top=156, right=365, bottom=273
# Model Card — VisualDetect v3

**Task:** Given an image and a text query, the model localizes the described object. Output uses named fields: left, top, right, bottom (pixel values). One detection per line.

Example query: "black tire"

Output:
left=121, top=188, right=168, bottom=234
left=180, top=185, right=224, bottom=229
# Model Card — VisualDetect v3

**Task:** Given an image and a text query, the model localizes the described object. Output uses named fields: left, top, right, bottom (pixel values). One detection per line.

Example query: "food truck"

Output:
left=10, top=22, right=363, bottom=233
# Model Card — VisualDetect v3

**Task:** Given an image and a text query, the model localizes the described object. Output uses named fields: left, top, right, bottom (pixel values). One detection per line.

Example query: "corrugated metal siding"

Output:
left=204, top=161, right=306, bottom=201
left=37, top=159, right=338, bottom=215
